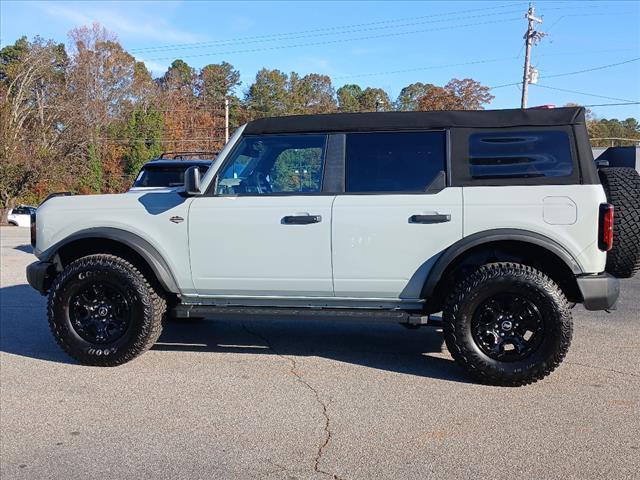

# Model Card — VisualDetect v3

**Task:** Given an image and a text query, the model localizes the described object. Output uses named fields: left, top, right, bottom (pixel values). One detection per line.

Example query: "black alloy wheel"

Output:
left=471, top=293, right=544, bottom=362
left=69, top=281, right=132, bottom=344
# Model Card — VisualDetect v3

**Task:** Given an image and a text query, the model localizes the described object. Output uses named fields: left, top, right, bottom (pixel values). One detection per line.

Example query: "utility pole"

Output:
left=521, top=3, right=545, bottom=108
left=224, top=98, right=230, bottom=143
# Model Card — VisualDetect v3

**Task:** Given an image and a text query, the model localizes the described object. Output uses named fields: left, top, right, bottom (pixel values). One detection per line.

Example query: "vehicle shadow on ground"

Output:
left=154, top=314, right=472, bottom=384
left=0, top=283, right=470, bottom=383
left=0, top=284, right=76, bottom=364
left=13, top=244, right=32, bottom=254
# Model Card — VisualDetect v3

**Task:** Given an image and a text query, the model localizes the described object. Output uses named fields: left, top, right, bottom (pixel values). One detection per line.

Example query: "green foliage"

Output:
left=123, top=107, right=164, bottom=177
left=359, top=87, right=393, bottom=112
left=396, top=82, right=435, bottom=111
left=271, top=148, right=323, bottom=192
left=245, top=68, right=290, bottom=117
left=588, top=117, right=640, bottom=147
left=87, top=143, right=103, bottom=193
left=0, top=36, right=29, bottom=83
left=162, top=59, right=195, bottom=88
left=200, top=61, right=241, bottom=104
left=337, top=84, right=364, bottom=112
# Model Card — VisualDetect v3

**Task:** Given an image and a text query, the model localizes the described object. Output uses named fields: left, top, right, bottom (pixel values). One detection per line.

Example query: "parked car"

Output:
left=129, top=152, right=215, bottom=191
left=26, top=107, right=640, bottom=385
left=7, top=205, right=36, bottom=227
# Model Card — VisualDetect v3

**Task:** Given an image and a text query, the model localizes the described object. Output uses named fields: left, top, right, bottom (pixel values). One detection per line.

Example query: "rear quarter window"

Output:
left=469, top=130, right=573, bottom=180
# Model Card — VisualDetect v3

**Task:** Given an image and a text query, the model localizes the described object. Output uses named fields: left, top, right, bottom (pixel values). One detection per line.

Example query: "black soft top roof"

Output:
left=244, top=107, right=586, bottom=135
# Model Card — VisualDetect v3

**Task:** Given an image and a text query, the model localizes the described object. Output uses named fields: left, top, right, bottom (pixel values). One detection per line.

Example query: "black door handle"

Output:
left=282, top=215, right=322, bottom=225
left=409, top=214, right=451, bottom=224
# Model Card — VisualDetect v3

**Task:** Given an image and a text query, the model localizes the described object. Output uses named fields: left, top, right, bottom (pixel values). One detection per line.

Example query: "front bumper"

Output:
left=26, top=261, right=55, bottom=295
left=576, top=273, right=620, bottom=311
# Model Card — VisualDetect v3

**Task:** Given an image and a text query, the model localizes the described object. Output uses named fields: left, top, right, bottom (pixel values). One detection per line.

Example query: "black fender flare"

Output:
left=38, top=227, right=180, bottom=293
left=421, top=228, right=584, bottom=299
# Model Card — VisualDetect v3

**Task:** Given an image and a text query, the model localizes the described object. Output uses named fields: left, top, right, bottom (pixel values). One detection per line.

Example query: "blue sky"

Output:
left=1, top=0, right=639, bottom=119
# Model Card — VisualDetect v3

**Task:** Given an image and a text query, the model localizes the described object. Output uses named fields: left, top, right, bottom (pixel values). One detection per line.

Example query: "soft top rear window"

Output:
left=469, top=130, right=573, bottom=180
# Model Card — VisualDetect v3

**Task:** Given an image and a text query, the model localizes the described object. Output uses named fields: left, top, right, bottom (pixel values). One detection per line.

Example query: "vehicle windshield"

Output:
left=133, top=165, right=209, bottom=188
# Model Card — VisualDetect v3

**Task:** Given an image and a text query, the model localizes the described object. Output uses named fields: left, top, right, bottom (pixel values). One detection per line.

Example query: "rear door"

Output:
left=332, top=131, right=463, bottom=299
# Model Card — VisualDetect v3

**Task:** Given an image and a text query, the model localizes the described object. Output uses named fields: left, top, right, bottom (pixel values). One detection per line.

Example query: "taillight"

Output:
left=30, top=211, right=36, bottom=248
left=598, top=203, right=614, bottom=251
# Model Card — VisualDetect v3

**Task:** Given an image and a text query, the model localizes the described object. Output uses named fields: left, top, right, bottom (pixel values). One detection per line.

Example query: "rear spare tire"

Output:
left=598, top=167, right=640, bottom=278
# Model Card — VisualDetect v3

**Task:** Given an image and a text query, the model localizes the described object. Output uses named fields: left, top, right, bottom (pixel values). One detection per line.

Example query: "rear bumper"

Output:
left=26, top=261, right=55, bottom=295
left=576, top=273, right=620, bottom=311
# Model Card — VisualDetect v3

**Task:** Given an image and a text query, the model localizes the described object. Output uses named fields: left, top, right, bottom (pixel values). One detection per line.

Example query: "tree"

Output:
left=199, top=61, right=242, bottom=133
left=359, top=87, right=392, bottom=112
left=66, top=23, right=142, bottom=191
left=444, top=78, right=494, bottom=110
left=417, top=85, right=459, bottom=111
left=417, top=78, right=494, bottom=111
left=161, top=59, right=195, bottom=90
left=336, top=84, right=363, bottom=112
left=245, top=68, right=289, bottom=118
left=0, top=36, right=71, bottom=222
left=122, top=106, right=163, bottom=177
left=199, top=61, right=240, bottom=105
left=396, top=82, right=435, bottom=111
left=289, top=73, right=337, bottom=114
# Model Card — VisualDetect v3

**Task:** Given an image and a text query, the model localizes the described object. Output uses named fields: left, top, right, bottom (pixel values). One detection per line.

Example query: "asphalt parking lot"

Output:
left=1, top=226, right=638, bottom=479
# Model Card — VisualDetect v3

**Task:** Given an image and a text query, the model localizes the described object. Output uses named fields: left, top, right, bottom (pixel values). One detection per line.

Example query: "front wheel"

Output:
left=48, top=254, right=165, bottom=366
left=443, top=263, right=572, bottom=386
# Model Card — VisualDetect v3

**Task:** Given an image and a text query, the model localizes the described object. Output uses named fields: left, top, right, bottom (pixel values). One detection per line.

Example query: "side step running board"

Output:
left=173, top=304, right=443, bottom=327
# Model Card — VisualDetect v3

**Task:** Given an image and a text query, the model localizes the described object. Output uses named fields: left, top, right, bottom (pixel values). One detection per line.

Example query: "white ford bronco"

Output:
left=27, top=107, right=640, bottom=385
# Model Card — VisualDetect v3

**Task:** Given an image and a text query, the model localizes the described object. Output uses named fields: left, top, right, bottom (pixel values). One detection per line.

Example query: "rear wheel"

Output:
left=598, top=167, right=640, bottom=278
left=48, top=254, right=165, bottom=366
left=443, top=262, right=572, bottom=386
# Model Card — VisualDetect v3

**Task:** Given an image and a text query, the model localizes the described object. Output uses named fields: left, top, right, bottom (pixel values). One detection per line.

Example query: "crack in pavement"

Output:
left=242, top=323, right=344, bottom=480
left=565, top=361, right=640, bottom=378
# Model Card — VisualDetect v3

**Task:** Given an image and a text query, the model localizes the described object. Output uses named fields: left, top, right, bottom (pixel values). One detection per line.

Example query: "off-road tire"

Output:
left=48, top=254, right=165, bottom=366
left=443, top=262, right=573, bottom=386
left=598, top=167, right=640, bottom=278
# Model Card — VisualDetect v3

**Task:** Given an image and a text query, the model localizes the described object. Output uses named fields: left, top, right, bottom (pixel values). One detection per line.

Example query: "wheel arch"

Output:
left=40, top=228, right=180, bottom=294
left=422, top=229, right=583, bottom=312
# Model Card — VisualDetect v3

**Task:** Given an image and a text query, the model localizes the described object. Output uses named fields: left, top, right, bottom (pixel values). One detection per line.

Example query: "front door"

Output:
left=189, top=133, right=335, bottom=297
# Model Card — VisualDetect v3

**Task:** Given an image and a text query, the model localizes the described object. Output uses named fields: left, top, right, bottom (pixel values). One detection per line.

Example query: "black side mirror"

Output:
left=184, top=166, right=201, bottom=195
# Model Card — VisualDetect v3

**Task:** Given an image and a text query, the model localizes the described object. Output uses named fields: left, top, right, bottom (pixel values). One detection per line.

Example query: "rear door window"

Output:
left=469, top=130, right=573, bottom=179
left=345, top=131, right=446, bottom=193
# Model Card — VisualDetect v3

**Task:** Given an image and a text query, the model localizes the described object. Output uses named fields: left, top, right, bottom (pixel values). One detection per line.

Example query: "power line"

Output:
left=581, top=102, right=640, bottom=107
left=333, top=48, right=636, bottom=82
left=532, top=84, right=639, bottom=103
left=129, top=2, right=631, bottom=55
left=146, top=17, right=524, bottom=61
left=542, top=57, right=640, bottom=79
left=489, top=56, right=640, bottom=90
left=130, top=2, right=528, bottom=53
left=333, top=56, right=519, bottom=80
left=137, top=9, right=527, bottom=55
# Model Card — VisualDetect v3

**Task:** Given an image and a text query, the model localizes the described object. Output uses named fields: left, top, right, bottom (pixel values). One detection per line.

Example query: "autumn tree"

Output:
left=444, top=78, right=494, bottom=110
left=396, top=82, right=435, bottom=111
left=417, top=78, right=494, bottom=111
left=66, top=23, right=142, bottom=192
left=0, top=36, right=71, bottom=222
